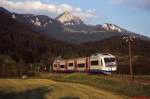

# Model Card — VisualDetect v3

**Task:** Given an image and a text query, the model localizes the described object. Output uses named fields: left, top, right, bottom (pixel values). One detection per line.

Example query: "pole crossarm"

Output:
left=123, top=36, right=135, bottom=42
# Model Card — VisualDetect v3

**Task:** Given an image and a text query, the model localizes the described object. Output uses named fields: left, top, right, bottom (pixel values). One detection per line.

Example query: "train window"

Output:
left=78, top=63, right=85, bottom=68
left=60, top=65, right=65, bottom=68
left=54, top=64, right=57, bottom=67
left=68, top=63, right=73, bottom=66
left=91, top=60, right=99, bottom=65
left=104, top=58, right=115, bottom=63
left=101, top=59, right=103, bottom=66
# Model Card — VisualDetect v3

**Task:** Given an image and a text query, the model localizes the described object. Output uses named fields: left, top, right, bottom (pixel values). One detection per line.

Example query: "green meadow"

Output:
left=0, top=73, right=150, bottom=99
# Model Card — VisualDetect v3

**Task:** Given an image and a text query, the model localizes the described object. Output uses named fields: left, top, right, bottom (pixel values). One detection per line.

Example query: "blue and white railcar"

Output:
left=52, top=53, right=117, bottom=74
left=89, top=53, right=117, bottom=74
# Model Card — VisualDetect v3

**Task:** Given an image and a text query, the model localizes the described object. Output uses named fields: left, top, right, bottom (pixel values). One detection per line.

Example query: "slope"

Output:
left=0, top=9, right=74, bottom=63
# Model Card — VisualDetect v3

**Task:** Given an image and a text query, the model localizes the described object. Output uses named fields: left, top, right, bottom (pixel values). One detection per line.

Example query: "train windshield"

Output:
left=104, top=58, right=115, bottom=63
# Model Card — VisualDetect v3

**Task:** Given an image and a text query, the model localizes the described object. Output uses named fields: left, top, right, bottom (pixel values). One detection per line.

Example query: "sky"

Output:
left=0, top=0, right=150, bottom=37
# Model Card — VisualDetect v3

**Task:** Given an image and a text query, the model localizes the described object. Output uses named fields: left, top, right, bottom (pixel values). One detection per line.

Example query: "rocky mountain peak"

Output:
left=102, top=23, right=122, bottom=32
left=56, top=11, right=84, bottom=25
left=0, top=7, right=11, bottom=14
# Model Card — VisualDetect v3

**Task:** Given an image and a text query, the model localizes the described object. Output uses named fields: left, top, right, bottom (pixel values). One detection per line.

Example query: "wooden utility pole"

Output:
left=123, top=35, right=135, bottom=81
left=128, top=39, right=133, bottom=80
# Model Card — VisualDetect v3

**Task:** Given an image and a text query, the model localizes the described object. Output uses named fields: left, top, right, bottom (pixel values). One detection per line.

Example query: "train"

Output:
left=52, top=53, right=117, bottom=74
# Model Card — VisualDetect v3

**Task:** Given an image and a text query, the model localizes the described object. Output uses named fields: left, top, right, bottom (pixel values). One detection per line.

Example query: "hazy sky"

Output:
left=0, top=0, right=150, bottom=37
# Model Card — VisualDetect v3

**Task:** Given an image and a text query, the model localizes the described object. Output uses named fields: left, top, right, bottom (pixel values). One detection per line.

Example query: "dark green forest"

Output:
left=0, top=12, right=150, bottom=77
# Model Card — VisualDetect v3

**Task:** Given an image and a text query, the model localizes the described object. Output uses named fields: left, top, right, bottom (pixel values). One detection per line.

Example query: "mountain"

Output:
left=55, top=12, right=149, bottom=42
left=55, top=12, right=123, bottom=32
left=0, top=8, right=50, bottom=63
left=102, top=23, right=122, bottom=32
left=0, top=7, right=75, bottom=63
left=11, top=13, right=64, bottom=35
left=0, top=7, right=11, bottom=15
left=1, top=7, right=149, bottom=44
left=0, top=7, right=150, bottom=74
left=9, top=11, right=118, bottom=43
left=56, top=11, right=84, bottom=25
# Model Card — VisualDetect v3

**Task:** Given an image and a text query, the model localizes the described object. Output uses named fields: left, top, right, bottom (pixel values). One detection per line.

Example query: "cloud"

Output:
left=112, top=0, right=150, bottom=10
left=73, top=8, right=97, bottom=21
left=0, top=0, right=97, bottom=21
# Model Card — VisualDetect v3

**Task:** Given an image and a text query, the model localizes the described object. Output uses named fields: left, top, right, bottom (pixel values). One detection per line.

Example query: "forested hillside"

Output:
left=0, top=7, right=150, bottom=76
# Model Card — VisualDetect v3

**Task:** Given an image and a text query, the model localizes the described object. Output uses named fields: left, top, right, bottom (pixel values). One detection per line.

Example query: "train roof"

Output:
left=90, top=53, right=115, bottom=57
left=53, top=53, right=115, bottom=63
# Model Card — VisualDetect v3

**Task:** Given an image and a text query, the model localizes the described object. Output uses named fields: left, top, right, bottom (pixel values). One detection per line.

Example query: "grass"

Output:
left=0, top=78, right=127, bottom=99
left=48, top=73, right=150, bottom=97
left=0, top=79, right=55, bottom=99
left=0, top=74, right=149, bottom=99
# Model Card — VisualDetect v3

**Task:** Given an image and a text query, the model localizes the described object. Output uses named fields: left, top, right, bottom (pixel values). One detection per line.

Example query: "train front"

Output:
left=102, top=54, right=117, bottom=74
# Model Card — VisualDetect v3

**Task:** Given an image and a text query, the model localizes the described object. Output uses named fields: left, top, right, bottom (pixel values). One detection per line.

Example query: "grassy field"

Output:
left=0, top=78, right=127, bottom=99
left=0, top=73, right=149, bottom=99
left=0, top=79, right=55, bottom=99
left=47, top=73, right=150, bottom=97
